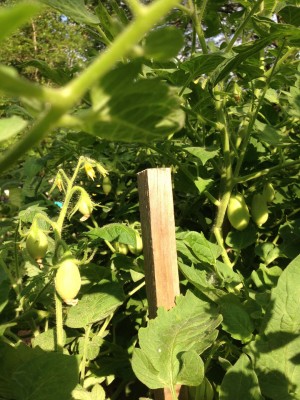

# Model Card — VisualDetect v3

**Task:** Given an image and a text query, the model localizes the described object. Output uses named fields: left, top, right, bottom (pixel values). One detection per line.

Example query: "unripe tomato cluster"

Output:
left=113, top=230, right=143, bottom=256
left=227, top=183, right=275, bottom=230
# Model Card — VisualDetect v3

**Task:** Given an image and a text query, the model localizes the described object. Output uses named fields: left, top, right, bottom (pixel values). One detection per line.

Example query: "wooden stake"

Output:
left=137, top=168, right=179, bottom=318
left=138, top=168, right=188, bottom=400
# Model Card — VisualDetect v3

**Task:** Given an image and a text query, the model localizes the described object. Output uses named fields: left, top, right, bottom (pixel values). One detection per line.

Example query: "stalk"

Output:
left=187, top=0, right=208, bottom=54
left=55, top=291, right=64, bottom=353
left=0, top=0, right=181, bottom=174
left=170, top=385, right=179, bottom=400
left=225, top=0, right=264, bottom=53
left=55, top=158, right=85, bottom=233
left=212, top=91, right=233, bottom=267
left=236, top=159, right=300, bottom=184
left=233, top=41, right=286, bottom=179
left=80, top=324, right=92, bottom=384
left=60, top=0, right=181, bottom=102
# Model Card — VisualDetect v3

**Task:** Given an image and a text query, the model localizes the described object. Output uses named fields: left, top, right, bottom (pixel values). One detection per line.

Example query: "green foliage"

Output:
left=219, top=354, right=264, bottom=400
left=83, top=62, right=185, bottom=142
left=0, top=342, right=79, bottom=400
left=132, top=291, right=222, bottom=390
left=0, top=2, right=40, bottom=42
left=246, top=255, right=300, bottom=399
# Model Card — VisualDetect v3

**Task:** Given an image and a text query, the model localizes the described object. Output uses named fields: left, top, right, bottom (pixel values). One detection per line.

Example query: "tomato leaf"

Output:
left=65, top=282, right=125, bottom=328
left=220, top=354, right=264, bottom=400
left=247, top=254, right=300, bottom=399
left=0, top=343, right=79, bottom=400
left=177, top=231, right=222, bottom=265
left=144, top=27, right=184, bottom=61
left=40, top=0, right=99, bottom=26
left=86, top=223, right=136, bottom=247
left=218, top=294, right=254, bottom=342
left=0, top=116, right=28, bottom=143
left=80, top=63, right=185, bottom=143
left=184, top=146, right=219, bottom=166
left=132, top=290, right=222, bottom=390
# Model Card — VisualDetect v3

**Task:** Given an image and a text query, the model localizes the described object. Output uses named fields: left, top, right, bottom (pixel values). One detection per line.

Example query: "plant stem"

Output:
left=56, top=159, right=84, bottom=234
left=264, top=47, right=297, bottom=78
left=0, top=105, right=64, bottom=174
left=60, top=0, right=181, bottom=103
left=225, top=0, right=264, bottom=53
left=55, top=291, right=64, bottom=352
left=236, top=159, right=300, bottom=184
left=0, top=255, right=20, bottom=297
left=125, top=0, right=146, bottom=16
left=233, top=41, right=285, bottom=179
left=80, top=324, right=92, bottom=385
left=187, top=0, right=208, bottom=54
left=212, top=91, right=233, bottom=267
left=170, top=385, right=178, bottom=400
left=0, top=0, right=181, bottom=173
left=127, top=280, right=145, bottom=298
left=95, top=25, right=111, bottom=46
left=98, top=313, right=113, bottom=337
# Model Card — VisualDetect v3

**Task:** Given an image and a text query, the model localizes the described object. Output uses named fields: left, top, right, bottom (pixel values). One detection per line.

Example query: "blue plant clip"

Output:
left=54, top=201, right=63, bottom=209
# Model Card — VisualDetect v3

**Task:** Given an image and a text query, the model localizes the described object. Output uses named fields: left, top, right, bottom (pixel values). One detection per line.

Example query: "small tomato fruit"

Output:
left=55, top=259, right=81, bottom=304
left=114, top=242, right=128, bottom=255
left=78, top=192, right=93, bottom=219
left=251, top=193, right=269, bottom=227
left=102, top=176, right=112, bottom=195
left=227, top=193, right=250, bottom=231
left=128, top=231, right=143, bottom=255
left=263, top=182, right=275, bottom=203
left=26, top=227, right=48, bottom=261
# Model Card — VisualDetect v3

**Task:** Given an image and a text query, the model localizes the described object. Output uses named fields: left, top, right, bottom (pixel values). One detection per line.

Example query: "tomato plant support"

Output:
left=138, top=168, right=188, bottom=400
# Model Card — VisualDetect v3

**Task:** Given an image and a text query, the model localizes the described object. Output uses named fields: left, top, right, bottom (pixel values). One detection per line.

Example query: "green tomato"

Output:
left=114, top=242, right=128, bottom=255
left=263, top=182, right=275, bottom=203
left=55, top=259, right=81, bottom=304
left=102, top=176, right=112, bottom=195
left=26, top=227, right=48, bottom=260
left=251, top=193, right=269, bottom=227
left=128, top=231, right=143, bottom=255
left=227, top=193, right=250, bottom=231
left=78, top=193, right=93, bottom=216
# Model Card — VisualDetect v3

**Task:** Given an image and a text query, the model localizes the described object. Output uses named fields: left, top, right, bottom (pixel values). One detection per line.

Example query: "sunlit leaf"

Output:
left=0, top=116, right=28, bottom=143
left=144, top=27, right=184, bottom=61
left=81, top=63, right=185, bottom=143
left=86, top=223, right=136, bottom=247
left=65, top=282, right=125, bottom=328
left=40, top=0, right=99, bottom=25
left=132, top=291, right=222, bottom=390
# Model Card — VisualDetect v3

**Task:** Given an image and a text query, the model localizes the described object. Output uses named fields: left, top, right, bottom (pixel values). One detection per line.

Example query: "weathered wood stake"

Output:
left=138, top=168, right=187, bottom=400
